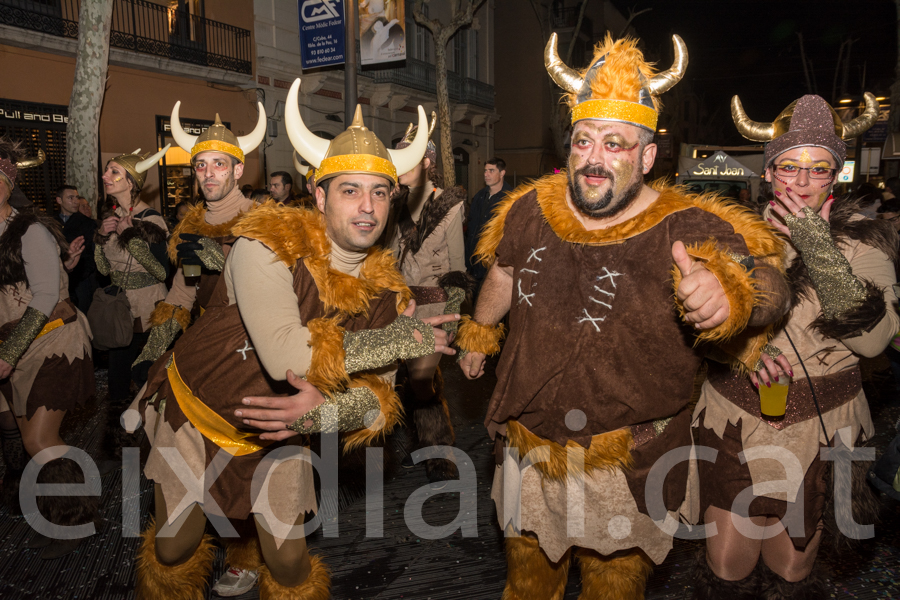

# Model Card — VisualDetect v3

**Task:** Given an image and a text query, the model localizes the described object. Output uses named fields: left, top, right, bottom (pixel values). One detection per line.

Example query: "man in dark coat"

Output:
left=53, top=185, right=97, bottom=312
left=465, top=157, right=512, bottom=290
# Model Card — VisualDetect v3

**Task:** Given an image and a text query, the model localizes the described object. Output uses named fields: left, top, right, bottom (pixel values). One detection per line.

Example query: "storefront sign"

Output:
left=298, top=0, right=346, bottom=69
left=0, top=106, right=68, bottom=123
left=690, top=151, right=752, bottom=177
left=864, top=107, right=890, bottom=143
left=157, top=116, right=226, bottom=135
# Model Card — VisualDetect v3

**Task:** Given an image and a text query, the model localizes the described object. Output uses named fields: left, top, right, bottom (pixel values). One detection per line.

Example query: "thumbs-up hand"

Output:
left=672, top=241, right=730, bottom=330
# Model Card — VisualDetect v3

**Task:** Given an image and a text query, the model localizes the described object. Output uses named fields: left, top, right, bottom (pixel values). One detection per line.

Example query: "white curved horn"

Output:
left=170, top=101, right=198, bottom=153
left=135, top=144, right=171, bottom=174
left=131, top=148, right=142, bottom=155
left=238, top=102, right=267, bottom=153
left=293, top=151, right=310, bottom=176
left=388, top=105, right=428, bottom=177
left=284, top=79, right=330, bottom=168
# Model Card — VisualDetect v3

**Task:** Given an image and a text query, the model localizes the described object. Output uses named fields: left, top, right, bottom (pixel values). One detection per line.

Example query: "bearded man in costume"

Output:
left=131, top=103, right=266, bottom=386
left=384, top=114, right=471, bottom=484
left=457, top=34, right=791, bottom=598
left=131, top=78, right=458, bottom=600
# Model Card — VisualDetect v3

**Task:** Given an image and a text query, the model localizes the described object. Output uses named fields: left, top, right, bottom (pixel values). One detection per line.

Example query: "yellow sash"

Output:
left=167, top=356, right=270, bottom=456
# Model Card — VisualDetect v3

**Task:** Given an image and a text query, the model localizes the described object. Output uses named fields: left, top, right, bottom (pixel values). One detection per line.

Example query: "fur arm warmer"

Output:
left=94, top=244, right=111, bottom=276
left=288, top=373, right=402, bottom=451
left=132, top=302, right=192, bottom=368
left=0, top=307, right=48, bottom=367
left=305, top=316, right=436, bottom=395
left=455, top=316, right=506, bottom=359
left=126, top=238, right=167, bottom=282
left=672, top=240, right=761, bottom=344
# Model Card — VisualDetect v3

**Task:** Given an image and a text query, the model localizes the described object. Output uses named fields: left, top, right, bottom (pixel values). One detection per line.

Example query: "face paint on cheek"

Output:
left=610, top=159, right=634, bottom=195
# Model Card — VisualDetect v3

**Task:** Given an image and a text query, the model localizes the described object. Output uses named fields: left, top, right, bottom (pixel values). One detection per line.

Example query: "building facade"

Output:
left=255, top=0, right=496, bottom=196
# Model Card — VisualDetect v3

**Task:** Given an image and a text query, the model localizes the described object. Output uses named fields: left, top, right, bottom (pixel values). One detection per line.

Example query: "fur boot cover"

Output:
left=759, top=561, right=828, bottom=599
left=223, top=535, right=263, bottom=571
left=258, top=555, right=331, bottom=600
left=34, top=456, right=99, bottom=529
left=576, top=548, right=653, bottom=600
left=502, top=534, right=570, bottom=600
left=690, top=549, right=761, bottom=599
left=1, top=425, right=27, bottom=515
left=135, top=518, right=216, bottom=600
left=412, top=367, right=458, bottom=481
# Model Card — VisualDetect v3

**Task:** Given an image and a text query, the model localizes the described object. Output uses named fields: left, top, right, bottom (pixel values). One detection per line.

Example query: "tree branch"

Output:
left=565, top=0, right=590, bottom=63
left=617, top=6, right=651, bottom=37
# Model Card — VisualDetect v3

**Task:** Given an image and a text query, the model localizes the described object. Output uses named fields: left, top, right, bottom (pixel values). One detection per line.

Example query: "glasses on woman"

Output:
left=773, top=164, right=836, bottom=179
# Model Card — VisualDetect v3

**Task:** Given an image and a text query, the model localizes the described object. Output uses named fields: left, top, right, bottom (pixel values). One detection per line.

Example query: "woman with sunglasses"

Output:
left=691, top=94, right=897, bottom=598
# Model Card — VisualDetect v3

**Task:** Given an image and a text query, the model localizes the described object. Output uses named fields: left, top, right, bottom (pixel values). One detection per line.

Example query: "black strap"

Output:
left=784, top=330, right=831, bottom=445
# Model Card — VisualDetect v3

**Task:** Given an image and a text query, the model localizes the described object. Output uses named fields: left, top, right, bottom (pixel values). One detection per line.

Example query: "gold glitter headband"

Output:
left=190, top=140, right=245, bottom=163
left=571, top=99, right=658, bottom=132
left=315, top=154, right=398, bottom=185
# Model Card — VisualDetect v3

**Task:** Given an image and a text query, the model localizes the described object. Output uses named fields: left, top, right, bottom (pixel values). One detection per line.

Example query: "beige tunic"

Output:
left=690, top=234, right=898, bottom=516
left=388, top=185, right=465, bottom=320
left=100, top=202, right=169, bottom=330
left=0, top=218, right=93, bottom=416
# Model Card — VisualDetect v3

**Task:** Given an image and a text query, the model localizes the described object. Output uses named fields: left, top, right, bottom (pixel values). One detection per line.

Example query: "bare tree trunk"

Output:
left=414, top=0, right=486, bottom=188
left=66, top=0, right=113, bottom=217
left=434, top=43, right=455, bottom=185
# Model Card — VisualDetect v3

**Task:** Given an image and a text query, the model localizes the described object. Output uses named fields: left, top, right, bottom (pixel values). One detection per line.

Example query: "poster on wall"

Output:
left=359, top=0, right=406, bottom=65
left=298, top=0, right=346, bottom=69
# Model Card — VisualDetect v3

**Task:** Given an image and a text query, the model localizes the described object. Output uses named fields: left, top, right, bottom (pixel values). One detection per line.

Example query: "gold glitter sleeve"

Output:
left=752, top=343, right=783, bottom=372
left=288, top=386, right=380, bottom=434
left=288, top=372, right=402, bottom=445
left=133, top=318, right=182, bottom=368
left=126, top=238, right=168, bottom=282
left=784, top=207, right=868, bottom=319
left=441, top=287, right=466, bottom=335
left=0, top=307, right=49, bottom=368
left=342, top=315, right=436, bottom=374
left=197, top=237, right=225, bottom=271
left=94, top=244, right=111, bottom=276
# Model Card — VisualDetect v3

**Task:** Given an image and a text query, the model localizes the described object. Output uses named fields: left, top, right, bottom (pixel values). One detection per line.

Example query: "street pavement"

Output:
left=0, top=355, right=898, bottom=599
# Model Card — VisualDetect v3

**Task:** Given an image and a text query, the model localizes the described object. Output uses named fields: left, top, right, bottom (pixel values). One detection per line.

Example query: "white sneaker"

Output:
left=212, top=567, right=259, bottom=597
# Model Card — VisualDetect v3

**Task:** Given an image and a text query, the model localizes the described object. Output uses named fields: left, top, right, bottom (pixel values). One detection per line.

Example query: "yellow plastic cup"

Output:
left=182, top=263, right=201, bottom=278
left=759, top=376, right=790, bottom=420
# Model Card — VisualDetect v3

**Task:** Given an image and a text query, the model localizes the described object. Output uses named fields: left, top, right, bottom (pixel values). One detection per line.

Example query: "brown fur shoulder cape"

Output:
left=469, top=173, right=785, bottom=366
left=166, top=202, right=250, bottom=262
left=231, top=201, right=413, bottom=317
left=788, top=194, right=898, bottom=339
left=396, top=184, right=467, bottom=267
left=94, top=206, right=167, bottom=249
left=0, top=209, right=69, bottom=289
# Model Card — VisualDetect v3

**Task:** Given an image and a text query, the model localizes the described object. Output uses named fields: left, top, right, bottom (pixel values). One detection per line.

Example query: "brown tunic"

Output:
left=486, top=189, right=751, bottom=514
left=140, top=224, right=402, bottom=522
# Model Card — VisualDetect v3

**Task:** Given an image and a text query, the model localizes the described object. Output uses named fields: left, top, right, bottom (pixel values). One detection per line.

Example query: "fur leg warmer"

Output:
left=34, top=456, right=99, bottom=530
left=412, top=368, right=458, bottom=481
left=691, top=550, right=761, bottom=600
left=134, top=519, right=216, bottom=600
left=759, top=561, right=828, bottom=600
left=258, top=555, right=331, bottom=600
left=576, top=548, right=653, bottom=600
left=502, top=534, right=570, bottom=600
left=1, top=424, right=27, bottom=514
left=223, top=535, right=263, bottom=571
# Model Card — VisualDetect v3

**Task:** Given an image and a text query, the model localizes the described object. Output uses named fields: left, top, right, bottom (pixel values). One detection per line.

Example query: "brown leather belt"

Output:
left=707, top=362, right=861, bottom=430
left=409, top=286, right=448, bottom=306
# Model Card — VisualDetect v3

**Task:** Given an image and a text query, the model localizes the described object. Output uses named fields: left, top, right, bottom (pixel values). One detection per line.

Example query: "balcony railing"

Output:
left=365, top=57, right=494, bottom=109
left=0, top=0, right=252, bottom=74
